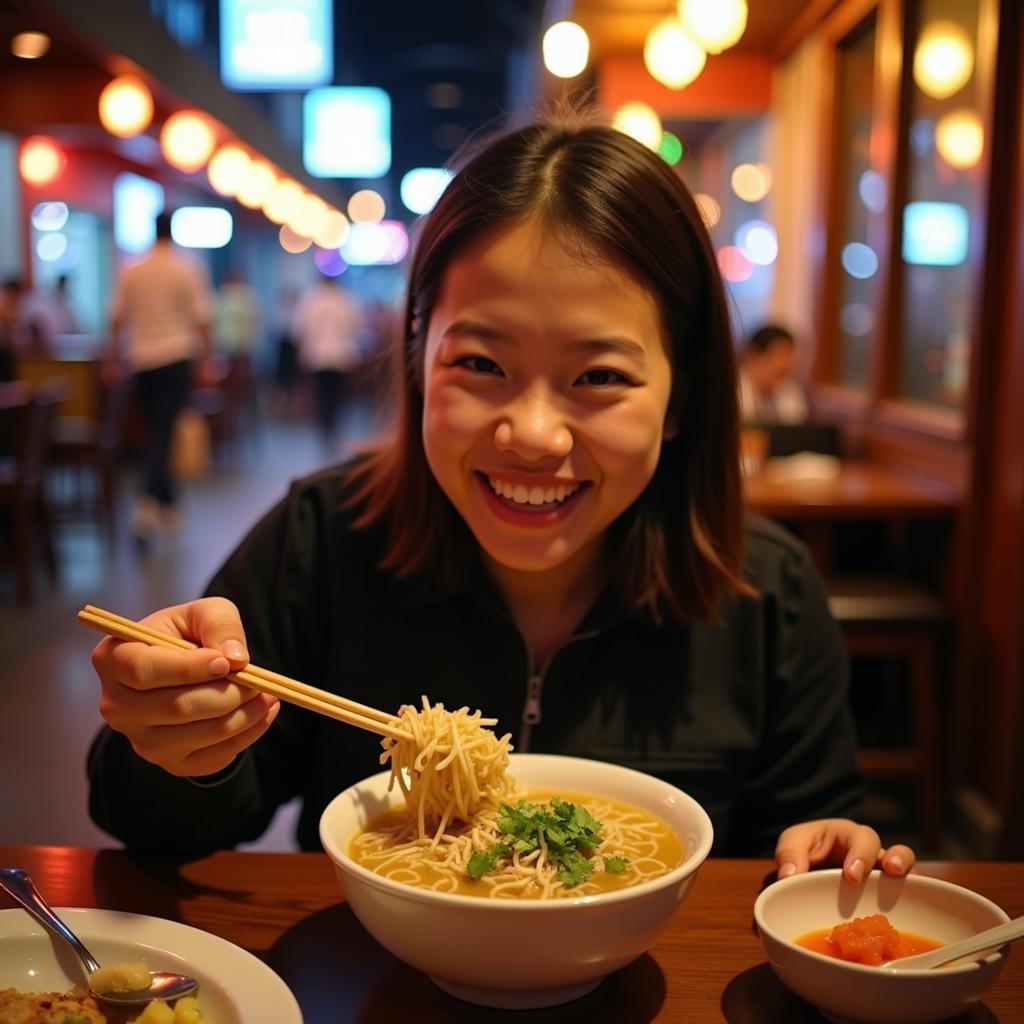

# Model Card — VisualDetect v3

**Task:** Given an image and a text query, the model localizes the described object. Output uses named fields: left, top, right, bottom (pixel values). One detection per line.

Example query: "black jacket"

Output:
left=88, top=464, right=863, bottom=856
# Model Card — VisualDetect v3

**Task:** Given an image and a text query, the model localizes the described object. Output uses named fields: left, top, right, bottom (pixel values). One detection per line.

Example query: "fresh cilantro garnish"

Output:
left=603, top=856, right=630, bottom=873
left=468, top=798, right=609, bottom=887
left=467, top=842, right=511, bottom=879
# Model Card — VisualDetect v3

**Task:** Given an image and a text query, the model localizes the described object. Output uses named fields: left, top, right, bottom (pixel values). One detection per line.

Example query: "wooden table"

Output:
left=744, top=461, right=960, bottom=576
left=1, top=847, right=1020, bottom=1023
left=743, top=461, right=959, bottom=521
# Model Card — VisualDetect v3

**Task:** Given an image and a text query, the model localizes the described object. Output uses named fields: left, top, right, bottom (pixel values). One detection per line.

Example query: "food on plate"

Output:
left=88, top=963, right=150, bottom=994
left=0, top=988, right=205, bottom=1024
left=796, top=913, right=943, bottom=965
left=351, top=789, right=685, bottom=899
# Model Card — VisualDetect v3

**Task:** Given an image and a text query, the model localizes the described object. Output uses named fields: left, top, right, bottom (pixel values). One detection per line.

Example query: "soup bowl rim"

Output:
left=320, top=752, right=714, bottom=911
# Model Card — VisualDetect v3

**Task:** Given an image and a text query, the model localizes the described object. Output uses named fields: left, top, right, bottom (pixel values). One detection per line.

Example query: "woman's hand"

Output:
left=774, top=819, right=917, bottom=884
left=91, top=597, right=280, bottom=778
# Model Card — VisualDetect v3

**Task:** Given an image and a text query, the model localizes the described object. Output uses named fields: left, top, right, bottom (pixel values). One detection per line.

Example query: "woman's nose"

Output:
left=493, top=389, right=573, bottom=460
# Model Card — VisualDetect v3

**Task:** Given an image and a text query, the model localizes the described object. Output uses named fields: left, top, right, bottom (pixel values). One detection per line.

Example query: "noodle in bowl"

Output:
left=319, top=753, right=714, bottom=1009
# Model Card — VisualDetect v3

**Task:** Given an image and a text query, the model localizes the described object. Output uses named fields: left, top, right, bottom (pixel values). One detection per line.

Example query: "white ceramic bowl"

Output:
left=319, top=753, right=713, bottom=1009
left=754, top=868, right=1011, bottom=1024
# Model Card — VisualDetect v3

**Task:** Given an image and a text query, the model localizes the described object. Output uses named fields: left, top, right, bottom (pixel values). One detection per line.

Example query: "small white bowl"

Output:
left=754, top=868, right=1011, bottom=1024
left=319, top=753, right=713, bottom=1009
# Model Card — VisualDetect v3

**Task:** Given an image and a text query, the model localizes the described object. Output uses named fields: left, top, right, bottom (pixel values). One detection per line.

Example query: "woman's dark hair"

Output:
left=348, top=109, right=749, bottom=622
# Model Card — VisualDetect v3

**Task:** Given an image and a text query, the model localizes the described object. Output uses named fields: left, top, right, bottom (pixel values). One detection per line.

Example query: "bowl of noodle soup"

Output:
left=320, top=748, right=713, bottom=1009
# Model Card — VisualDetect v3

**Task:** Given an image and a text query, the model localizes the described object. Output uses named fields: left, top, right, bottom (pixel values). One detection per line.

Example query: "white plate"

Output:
left=0, top=907, right=302, bottom=1024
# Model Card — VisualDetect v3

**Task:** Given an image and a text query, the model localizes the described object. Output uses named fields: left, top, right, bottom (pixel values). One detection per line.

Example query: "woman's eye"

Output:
left=577, top=368, right=630, bottom=387
left=456, top=355, right=503, bottom=376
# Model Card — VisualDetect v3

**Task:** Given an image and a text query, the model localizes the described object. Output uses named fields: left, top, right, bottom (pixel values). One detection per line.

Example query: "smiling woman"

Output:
left=86, top=106, right=913, bottom=893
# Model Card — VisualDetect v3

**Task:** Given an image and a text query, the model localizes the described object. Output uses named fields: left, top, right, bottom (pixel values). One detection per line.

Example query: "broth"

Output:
left=349, top=788, right=686, bottom=899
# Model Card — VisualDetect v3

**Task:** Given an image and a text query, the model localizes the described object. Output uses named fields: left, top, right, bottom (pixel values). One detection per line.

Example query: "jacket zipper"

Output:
left=517, top=630, right=599, bottom=753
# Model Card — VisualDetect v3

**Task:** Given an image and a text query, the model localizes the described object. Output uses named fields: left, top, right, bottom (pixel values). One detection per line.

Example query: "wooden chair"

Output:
left=0, top=380, right=66, bottom=602
left=826, top=577, right=948, bottom=851
left=48, top=373, right=128, bottom=540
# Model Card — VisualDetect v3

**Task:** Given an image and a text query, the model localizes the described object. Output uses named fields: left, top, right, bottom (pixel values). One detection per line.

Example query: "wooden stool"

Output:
left=826, top=578, right=948, bottom=851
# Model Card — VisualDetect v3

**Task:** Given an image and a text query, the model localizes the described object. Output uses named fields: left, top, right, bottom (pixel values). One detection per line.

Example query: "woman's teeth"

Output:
left=487, top=476, right=582, bottom=506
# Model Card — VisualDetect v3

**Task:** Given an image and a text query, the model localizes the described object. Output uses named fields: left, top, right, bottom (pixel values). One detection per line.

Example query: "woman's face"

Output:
left=422, top=218, right=675, bottom=578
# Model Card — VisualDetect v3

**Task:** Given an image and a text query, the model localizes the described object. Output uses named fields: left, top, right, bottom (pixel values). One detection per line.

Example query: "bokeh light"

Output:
left=731, top=162, right=772, bottom=202
left=208, top=146, right=252, bottom=197
left=314, top=247, right=348, bottom=277
left=677, top=0, right=748, bottom=54
left=19, top=137, right=65, bottom=186
left=348, top=189, right=386, bottom=223
left=542, top=21, right=589, bottom=78
left=611, top=102, right=662, bottom=151
left=263, top=179, right=304, bottom=225
left=935, top=110, right=984, bottom=170
left=913, top=21, right=974, bottom=100
left=735, top=220, right=778, bottom=266
left=31, top=201, right=69, bottom=232
left=694, top=192, right=720, bottom=228
left=237, top=159, right=277, bottom=209
left=644, top=17, right=705, bottom=89
left=279, top=225, right=312, bottom=254
left=841, top=242, right=879, bottom=279
left=99, top=75, right=154, bottom=138
left=658, top=131, right=685, bottom=165
left=858, top=170, right=887, bottom=213
left=313, top=210, right=350, bottom=249
left=160, top=111, right=216, bottom=172
left=11, top=31, right=50, bottom=59
left=717, top=246, right=753, bottom=282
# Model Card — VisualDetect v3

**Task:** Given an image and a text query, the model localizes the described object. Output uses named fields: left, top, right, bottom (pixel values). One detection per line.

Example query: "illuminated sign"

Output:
left=170, top=207, right=233, bottom=248
left=304, top=86, right=391, bottom=178
left=340, top=221, right=408, bottom=265
left=902, top=201, right=969, bottom=266
left=113, top=172, right=165, bottom=254
left=220, top=0, right=332, bottom=90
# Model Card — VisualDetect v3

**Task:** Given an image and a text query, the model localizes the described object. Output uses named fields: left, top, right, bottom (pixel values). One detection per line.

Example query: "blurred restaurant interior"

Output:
left=0, top=0, right=1021, bottom=867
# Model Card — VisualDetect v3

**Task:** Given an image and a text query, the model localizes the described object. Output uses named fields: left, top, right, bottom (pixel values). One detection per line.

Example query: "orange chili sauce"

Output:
left=796, top=914, right=943, bottom=966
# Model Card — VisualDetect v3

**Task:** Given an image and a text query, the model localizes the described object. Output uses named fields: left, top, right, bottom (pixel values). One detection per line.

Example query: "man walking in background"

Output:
left=291, top=271, right=362, bottom=453
left=106, top=211, right=214, bottom=548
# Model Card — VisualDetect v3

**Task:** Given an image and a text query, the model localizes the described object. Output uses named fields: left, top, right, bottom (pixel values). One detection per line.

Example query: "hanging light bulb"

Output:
left=208, top=145, right=252, bottom=197
left=160, top=111, right=216, bottom=172
left=678, top=0, right=748, bottom=55
left=611, top=103, right=662, bottom=151
left=644, top=17, right=706, bottom=89
left=98, top=75, right=154, bottom=139
left=236, top=159, right=277, bottom=209
left=542, top=21, right=590, bottom=78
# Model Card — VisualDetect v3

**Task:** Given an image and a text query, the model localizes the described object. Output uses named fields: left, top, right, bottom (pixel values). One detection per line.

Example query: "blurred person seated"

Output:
left=739, top=324, right=809, bottom=425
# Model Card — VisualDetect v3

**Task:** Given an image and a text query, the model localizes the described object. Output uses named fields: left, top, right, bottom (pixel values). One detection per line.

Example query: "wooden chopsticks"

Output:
left=78, top=605, right=412, bottom=742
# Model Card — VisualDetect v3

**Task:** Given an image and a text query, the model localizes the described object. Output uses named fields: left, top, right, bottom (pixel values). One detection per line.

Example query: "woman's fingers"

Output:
left=880, top=842, right=917, bottom=876
left=101, top=638, right=234, bottom=692
left=178, top=701, right=281, bottom=777
left=100, top=677, right=261, bottom=729
left=775, top=819, right=891, bottom=883
left=836, top=822, right=882, bottom=883
left=130, top=693, right=279, bottom=775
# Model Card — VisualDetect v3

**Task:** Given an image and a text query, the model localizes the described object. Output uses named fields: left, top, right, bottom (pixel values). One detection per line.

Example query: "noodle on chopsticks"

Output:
left=379, top=697, right=517, bottom=841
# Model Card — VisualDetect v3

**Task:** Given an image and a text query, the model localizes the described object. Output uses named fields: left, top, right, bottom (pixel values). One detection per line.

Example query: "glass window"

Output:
left=898, top=0, right=983, bottom=408
left=833, top=12, right=885, bottom=392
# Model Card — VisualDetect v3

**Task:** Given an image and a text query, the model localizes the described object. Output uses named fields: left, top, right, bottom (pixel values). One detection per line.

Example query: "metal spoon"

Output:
left=881, top=915, right=1024, bottom=970
left=0, top=867, right=198, bottom=1006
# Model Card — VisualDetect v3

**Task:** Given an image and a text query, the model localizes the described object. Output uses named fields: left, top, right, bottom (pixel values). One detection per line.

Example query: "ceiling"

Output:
left=0, top=0, right=820, bottom=213
left=572, top=0, right=818, bottom=59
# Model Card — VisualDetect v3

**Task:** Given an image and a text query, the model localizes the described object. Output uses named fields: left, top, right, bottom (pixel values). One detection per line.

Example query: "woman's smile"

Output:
left=475, top=471, right=590, bottom=526
left=422, top=217, right=674, bottom=577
